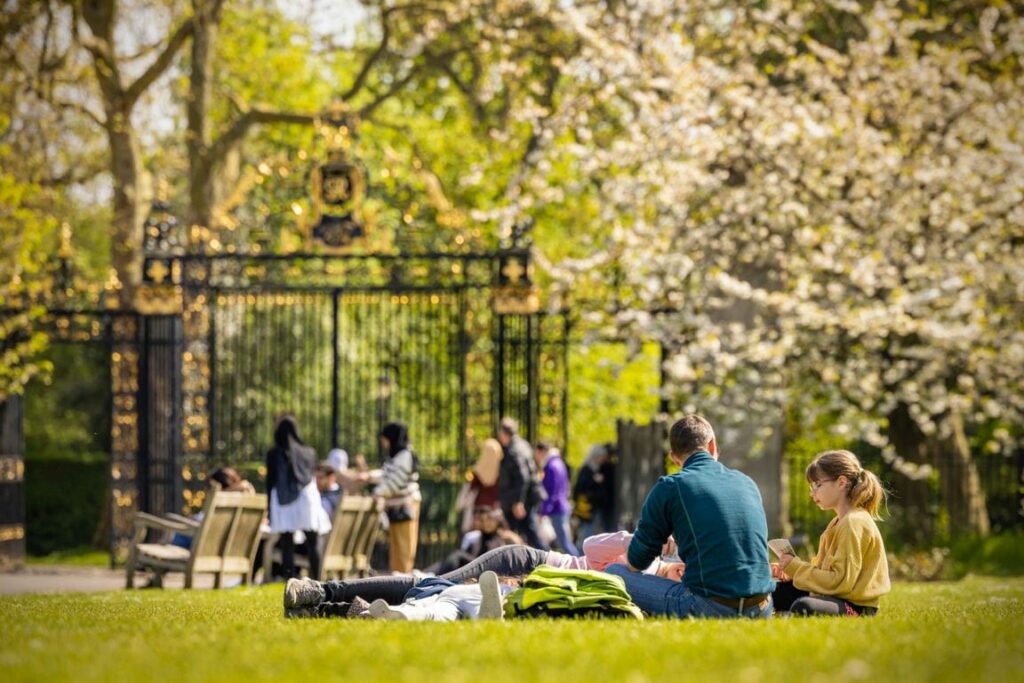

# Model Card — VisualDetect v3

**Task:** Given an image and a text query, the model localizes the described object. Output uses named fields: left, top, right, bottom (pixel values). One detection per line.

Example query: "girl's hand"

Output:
left=770, top=562, right=790, bottom=581
left=778, top=553, right=795, bottom=570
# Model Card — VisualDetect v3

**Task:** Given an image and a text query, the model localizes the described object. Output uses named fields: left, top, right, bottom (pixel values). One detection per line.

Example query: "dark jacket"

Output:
left=498, top=434, right=538, bottom=512
left=265, top=417, right=316, bottom=507
left=627, top=450, right=774, bottom=600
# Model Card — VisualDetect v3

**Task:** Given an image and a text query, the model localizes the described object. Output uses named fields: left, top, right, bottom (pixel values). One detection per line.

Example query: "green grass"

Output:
left=25, top=547, right=111, bottom=567
left=2, top=577, right=1022, bottom=683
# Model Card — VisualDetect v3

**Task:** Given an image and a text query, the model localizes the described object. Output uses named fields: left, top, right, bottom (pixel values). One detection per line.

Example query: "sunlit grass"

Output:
left=1, top=577, right=1022, bottom=683
left=24, top=547, right=111, bottom=567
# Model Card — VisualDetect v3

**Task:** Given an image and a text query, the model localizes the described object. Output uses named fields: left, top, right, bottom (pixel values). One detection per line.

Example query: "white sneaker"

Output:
left=478, top=571, right=504, bottom=620
left=369, top=598, right=407, bottom=620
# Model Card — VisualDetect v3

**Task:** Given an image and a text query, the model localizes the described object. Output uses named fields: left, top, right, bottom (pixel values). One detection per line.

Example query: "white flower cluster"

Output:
left=504, top=1, right=1024, bottom=466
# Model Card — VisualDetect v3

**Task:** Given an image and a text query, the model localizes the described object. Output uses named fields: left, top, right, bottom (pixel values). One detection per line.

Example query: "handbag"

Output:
left=387, top=504, right=416, bottom=523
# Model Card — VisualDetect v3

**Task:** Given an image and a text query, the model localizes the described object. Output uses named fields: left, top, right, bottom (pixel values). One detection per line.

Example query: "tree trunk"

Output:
left=886, top=402, right=935, bottom=544
left=187, top=0, right=219, bottom=231
left=106, top=113, right=149, bottom=307
left=929, top=412, right=990, bottom=537
left=82, top=0, right=150, bottom=307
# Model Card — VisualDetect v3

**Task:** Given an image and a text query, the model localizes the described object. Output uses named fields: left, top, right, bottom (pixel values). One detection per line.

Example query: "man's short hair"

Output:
left=669, top=415, right=715, bottom=456
left=499, top=416, right=519, bottom=436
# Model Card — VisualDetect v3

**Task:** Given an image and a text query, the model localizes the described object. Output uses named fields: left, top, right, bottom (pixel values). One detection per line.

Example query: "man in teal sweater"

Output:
left=606, top=414, right=774, bottom=618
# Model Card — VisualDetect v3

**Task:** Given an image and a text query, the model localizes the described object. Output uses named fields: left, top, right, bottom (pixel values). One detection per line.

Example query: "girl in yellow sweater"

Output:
left=775, top=450, right=891, bottom=616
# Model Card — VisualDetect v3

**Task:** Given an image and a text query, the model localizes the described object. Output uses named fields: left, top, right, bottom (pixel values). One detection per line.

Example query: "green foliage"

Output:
left=23, top=343, right=111, bottom=461
left=24, top=548, right=110, bottom=567
left=24, top=458, right=108, bottom=556
left=1, top=578, right=1023, bottom=682
left=0, top=139, right=55, bottom=399
left=21, top=343, right=110, bottom=556
left=567, top=342, right=661, bottom=465
left=951, top=533, right=1024, bottom=578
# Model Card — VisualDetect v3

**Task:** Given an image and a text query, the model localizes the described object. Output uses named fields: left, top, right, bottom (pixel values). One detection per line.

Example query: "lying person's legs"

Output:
left=285, top=545, right=545, bottom=617
left=438, top=545, right=548, bottom=584
left=368, top=572, right=506, bottom=622
left=284, top=574, right=416, bottom=613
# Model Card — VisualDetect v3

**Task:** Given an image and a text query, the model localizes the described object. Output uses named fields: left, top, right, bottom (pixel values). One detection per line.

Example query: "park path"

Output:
left=0, top=565, right=220, bottom=594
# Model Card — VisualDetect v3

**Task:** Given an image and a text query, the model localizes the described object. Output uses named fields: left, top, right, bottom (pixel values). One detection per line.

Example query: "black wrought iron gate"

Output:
left=170, top=250, right=567, bottom=566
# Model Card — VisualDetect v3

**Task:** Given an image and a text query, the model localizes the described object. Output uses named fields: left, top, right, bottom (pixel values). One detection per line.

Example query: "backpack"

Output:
left=503, top=565, right=644, bottom=620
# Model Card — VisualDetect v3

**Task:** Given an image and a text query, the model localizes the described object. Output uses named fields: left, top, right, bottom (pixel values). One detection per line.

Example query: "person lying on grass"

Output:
left=284, top=531, right=683, bottom=618
left=772, top=450, right=891, bottom=617
left=363, top=571, right=512, bottom=622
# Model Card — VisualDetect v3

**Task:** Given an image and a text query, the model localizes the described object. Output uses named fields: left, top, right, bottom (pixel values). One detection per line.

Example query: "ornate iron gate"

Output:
left=165, top=249, right=566, bottom=566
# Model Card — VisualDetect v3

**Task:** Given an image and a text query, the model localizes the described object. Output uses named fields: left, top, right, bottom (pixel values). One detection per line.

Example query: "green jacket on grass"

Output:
left=503, top=565, right=644, bottom=619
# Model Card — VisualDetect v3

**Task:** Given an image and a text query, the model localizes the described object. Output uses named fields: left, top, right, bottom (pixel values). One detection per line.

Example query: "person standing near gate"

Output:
left=265, top=415, right=331, bottom=580
left=497, top=417, right=549, bottom=551
left=366, top=421, right=421, bottom=573
left=535, top=441, right=580, bottom=555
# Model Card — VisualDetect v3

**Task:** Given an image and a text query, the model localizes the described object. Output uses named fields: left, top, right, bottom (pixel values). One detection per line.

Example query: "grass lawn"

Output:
left=2, top=576, right=1022, bottom=683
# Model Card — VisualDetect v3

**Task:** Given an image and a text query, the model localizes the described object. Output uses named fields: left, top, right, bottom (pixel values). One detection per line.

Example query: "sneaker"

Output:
left=284, top=577, right=325, bottom=609
left=347, top=596, right=371, bottom=618
left=478, top=571, right=504, bottom=620
left=369, top=598, right=407, bottom=620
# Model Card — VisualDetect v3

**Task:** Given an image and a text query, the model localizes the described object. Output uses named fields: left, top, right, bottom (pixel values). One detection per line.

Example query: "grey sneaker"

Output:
left=284, top=577, right=325, bottom=609
left=347, top=596, right=371, bottom=618
left=478, top=571, right=504, bottom=620
left=369, top=598, right=407, bottom=620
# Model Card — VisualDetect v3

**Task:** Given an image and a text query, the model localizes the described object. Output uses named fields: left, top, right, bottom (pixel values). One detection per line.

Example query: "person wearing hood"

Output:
left=572, top=444, right=610, bottom=544
left=366, top=421, right=421, bottom=573
left=265, top=415, right=332, bottom=580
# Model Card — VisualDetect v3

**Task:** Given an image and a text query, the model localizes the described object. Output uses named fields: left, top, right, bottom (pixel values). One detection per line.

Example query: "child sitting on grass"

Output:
left=774, top=450, right=891, bottom=616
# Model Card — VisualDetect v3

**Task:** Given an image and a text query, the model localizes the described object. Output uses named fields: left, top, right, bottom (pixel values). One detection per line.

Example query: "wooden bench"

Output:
left=125, top=489, right=267, bottom=589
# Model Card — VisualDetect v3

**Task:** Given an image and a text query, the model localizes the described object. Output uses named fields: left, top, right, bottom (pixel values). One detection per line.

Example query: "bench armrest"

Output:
left=133, top=512, right=195, bottom=535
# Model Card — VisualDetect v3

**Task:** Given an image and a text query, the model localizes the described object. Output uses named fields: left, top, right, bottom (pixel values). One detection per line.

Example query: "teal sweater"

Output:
left=627, top=451, right=774, bottom=599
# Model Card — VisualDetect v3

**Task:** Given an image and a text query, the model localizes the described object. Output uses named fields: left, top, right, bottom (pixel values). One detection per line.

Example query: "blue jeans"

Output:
left=548, top=513, right=580, bottom=556
left=606, top=564, right=773, bottom=619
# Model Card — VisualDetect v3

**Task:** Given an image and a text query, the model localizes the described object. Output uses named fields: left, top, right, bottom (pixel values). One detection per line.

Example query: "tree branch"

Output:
left=125, top=17, right=194, bottom=105
left=206, top=108, right=317, bottom=166
left=54, top=99, right=107, bottom=128
left=339, top=6, right=396, bottom=101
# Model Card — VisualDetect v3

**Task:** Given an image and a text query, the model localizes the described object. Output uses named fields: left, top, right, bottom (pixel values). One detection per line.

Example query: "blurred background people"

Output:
left=535, top=441, right=579, bottom=555
left=265, top=415, right=331, bottom=580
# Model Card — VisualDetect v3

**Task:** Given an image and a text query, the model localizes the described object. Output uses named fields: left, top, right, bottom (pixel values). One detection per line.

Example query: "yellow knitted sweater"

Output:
left=785, top=509, right=891, bottom=608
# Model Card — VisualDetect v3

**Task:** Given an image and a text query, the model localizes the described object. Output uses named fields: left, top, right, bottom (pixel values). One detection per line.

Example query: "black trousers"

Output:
left=321, top=544, right=549, bottom=605
left=278, top=531, right=321, bottom=581
left=772, top=581, right=876, bottom=616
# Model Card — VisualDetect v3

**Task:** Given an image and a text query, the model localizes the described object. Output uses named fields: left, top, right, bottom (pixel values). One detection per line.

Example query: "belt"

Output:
left=707, top=593, right=770, bottom=610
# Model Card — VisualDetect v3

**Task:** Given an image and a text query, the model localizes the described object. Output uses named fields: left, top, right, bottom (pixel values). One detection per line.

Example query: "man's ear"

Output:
left=707, top=438, right=718, bottom=458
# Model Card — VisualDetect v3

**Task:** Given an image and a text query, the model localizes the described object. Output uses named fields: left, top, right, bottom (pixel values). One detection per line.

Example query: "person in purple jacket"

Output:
left=534, top=441, right=581, bottom=556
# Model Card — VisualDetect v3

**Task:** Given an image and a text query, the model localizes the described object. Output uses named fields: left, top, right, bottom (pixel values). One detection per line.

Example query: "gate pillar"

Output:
left=0, top=396, right=25, bottom=568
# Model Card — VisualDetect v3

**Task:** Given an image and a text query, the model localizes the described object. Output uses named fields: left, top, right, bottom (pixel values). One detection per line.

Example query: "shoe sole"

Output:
left=369, top=599, right=407, bottom=620
left=478, top=571, right=504, bottom=620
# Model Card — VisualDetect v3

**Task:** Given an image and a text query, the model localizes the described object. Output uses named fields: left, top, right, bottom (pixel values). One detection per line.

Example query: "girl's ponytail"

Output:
left=849, top=468, right=886, bottom=519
